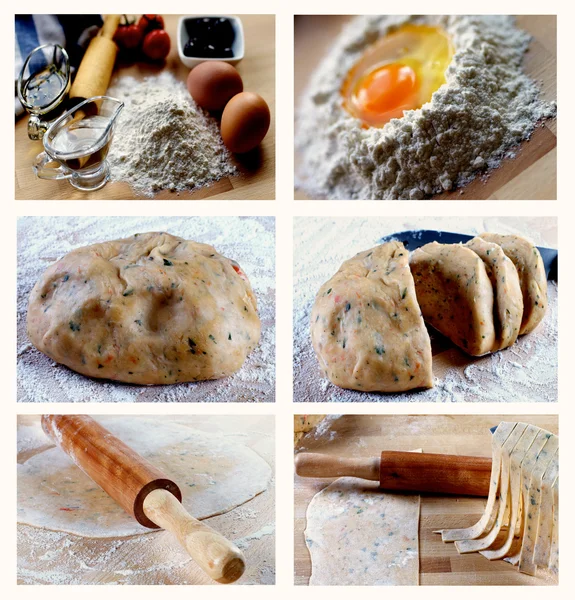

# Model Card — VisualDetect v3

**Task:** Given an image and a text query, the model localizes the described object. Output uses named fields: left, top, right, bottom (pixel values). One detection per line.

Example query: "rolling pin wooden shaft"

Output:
left=41, top=415, right=245, bottom=584
left=69, top=14, right=121, bottom=105
left=295, top=451, right=492, bottom=496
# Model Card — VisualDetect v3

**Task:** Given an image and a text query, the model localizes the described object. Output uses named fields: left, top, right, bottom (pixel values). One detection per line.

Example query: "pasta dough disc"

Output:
left=17, top=417, right=272, bottom=538
left=305, top=477, right=420, bottom=585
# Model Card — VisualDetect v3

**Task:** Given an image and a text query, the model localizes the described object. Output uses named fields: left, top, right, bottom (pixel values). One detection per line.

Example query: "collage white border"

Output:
left=7, top=0, right=572, bottom=597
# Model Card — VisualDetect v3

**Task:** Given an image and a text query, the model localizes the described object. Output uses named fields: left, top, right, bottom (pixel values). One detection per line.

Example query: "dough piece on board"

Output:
left=478, top=233, right=547, bottom=335
left=410, top=242, right=495, bottom=356
left=17, top=417, right=272, bottom=538
left=305, top=477, right=420, bottom=585
left=465, top=237, right=523, bottom=351
left=27, top=232, right=260, bottom=385
left=294, top=415, right=326, bottom=445
left=311, top=242, right=432, bottom=392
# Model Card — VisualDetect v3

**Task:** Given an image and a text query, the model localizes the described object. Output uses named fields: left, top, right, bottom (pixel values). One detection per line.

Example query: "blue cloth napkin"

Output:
left=15, top=14, right=103, bottom=116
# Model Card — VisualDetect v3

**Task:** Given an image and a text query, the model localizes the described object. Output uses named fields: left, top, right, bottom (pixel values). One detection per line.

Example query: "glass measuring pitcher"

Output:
left=33, top=96, right=124, bottom=192
left=18, top=44, right=70, bottom=140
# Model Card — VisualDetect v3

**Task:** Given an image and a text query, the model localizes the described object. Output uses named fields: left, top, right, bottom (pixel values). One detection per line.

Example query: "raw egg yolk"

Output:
left=342, top=24, right=454, bottom=128
left=354, top=63, right=419, bottom=125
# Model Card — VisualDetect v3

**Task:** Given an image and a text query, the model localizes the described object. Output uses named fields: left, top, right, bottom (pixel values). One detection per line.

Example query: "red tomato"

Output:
left=142, top=29, right=171, bottom=61
left=138, top=14, right=165, bottom=34
left=114, top=17, right=144, bottom=50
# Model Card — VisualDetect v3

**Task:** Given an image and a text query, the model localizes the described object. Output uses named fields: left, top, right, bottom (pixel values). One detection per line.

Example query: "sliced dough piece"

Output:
left=310, top=242, right=432, bottom=392
left=439, top=421, right=516, bottom=542
left=465, top=237, right=523, bottom=351
left=410, top=242, right=495, bottom=356
left=478, top=233, right=547, bottom=335
left=305, top=477, right=420, bottom=585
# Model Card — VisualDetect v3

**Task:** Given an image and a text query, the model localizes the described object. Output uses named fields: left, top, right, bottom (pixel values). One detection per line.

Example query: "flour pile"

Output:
left=107, top=72, right=236, bottom=196
left=296, top=15, right=556, bottom=200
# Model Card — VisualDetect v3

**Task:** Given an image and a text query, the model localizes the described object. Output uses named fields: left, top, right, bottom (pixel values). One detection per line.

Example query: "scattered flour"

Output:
left=296, top=15, right=556, bottom=199
left=107, top=72, right=237, bottom=197
left=17, top=216, right=275, bottom=402
left=234, top=524, right=275, bottom=550
left=293, top=217, right=557, bottom=403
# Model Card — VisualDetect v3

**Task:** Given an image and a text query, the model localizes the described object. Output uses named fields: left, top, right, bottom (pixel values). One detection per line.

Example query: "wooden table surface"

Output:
left=15, top=14, right=275, bottom=201
left=294, top=414, right=558, bottom=586
left=18, top=415, right=275, bottom=585
left=294, top=15, right=556, bottom=200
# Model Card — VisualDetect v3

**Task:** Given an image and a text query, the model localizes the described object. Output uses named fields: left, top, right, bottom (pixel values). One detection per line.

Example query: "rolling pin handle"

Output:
left=142, top=488, right=245, bottom=584
left=294, top=453, right=380, bottom=481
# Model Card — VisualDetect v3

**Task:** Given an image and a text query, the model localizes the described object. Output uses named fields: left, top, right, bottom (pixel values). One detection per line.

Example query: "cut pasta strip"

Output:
left=439, top=421, right=558, bottom=577
left=438, top=421, right=516, bottom=542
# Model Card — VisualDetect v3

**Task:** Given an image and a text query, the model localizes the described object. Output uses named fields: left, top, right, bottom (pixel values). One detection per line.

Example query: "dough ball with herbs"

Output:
left=27, top=232, right=260, bottom=384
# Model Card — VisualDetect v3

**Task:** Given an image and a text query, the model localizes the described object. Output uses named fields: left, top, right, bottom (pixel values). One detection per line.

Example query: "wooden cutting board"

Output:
left=15, top=14, right=275, bottom=201
left=294, top=414, right=558, bottom=586
left=294, top=15, right=556, bottom=200
left=18, top=415, right=275, bottom=585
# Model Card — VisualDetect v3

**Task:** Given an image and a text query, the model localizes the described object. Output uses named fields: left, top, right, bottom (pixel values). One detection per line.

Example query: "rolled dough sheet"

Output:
left=305, top=477, right=420, bottom=585
left=17, top=417, right=272, bottom=538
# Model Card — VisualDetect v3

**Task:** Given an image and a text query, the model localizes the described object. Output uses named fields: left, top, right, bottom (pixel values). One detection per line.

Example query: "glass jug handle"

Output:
left=27, top=115, right=49, bottom=141
left=33, top=151, right=71, bottom=181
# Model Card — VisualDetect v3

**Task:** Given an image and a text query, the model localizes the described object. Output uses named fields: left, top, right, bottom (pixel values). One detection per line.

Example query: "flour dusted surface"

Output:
left=17, top=217, right=275, bottom=402
left=296, top=15, right=556, bottom=200
left=107, top=72, right=236, bottom=197
left=293, top=217, right=557, bottom=403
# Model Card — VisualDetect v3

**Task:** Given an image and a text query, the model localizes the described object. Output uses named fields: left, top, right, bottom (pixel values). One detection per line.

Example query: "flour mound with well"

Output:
left=296, top=15, right=557, bottom=200
left=108, top=72, right=236, bottom=196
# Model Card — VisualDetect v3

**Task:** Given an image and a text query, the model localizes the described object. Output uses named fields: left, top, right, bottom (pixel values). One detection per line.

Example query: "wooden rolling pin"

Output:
left=69, top=14, right=121, bottom=106
left=295, top=451, right=492, bottom=496
left=41, top=415, right=245, bottom=584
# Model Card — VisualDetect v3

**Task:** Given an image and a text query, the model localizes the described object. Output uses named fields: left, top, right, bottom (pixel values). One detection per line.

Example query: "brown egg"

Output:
left=186, top=61, right=243, bottom=111
left=221, top=92, right=271, bottom=154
